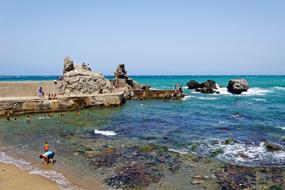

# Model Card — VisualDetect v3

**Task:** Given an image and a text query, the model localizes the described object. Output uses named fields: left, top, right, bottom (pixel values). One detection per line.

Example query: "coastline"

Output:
left=0, top=162, right=61, bottom=190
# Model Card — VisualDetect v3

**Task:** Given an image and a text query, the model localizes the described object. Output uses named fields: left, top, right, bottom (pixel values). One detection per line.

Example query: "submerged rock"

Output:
left=105, top=161, right=163, bottom=189
left=223, top=138, right=237, bottom=145
left=227, top=79, right=249, bottom=94
left=264, top=142, right=284, bottom=152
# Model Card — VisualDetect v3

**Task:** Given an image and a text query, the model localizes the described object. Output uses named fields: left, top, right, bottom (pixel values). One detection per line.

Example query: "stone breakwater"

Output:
left=0, top=57, right=185, bottom=116
left=0, top=93, right=124, bottom=116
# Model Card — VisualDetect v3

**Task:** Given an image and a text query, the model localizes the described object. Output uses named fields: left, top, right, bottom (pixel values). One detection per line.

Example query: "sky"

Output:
left=0, top=0, right=284, bottom=75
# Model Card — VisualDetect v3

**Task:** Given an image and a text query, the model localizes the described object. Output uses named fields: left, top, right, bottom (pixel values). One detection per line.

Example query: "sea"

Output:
left=0, top=75, right=284, bottom=189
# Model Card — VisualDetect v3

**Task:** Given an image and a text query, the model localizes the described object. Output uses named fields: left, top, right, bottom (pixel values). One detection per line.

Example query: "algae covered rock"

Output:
left=264, top=142, right=283, bottom=152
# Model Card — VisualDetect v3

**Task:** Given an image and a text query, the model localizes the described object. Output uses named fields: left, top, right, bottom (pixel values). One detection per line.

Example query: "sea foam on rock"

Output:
left=187, top=79, right=218, bottom=94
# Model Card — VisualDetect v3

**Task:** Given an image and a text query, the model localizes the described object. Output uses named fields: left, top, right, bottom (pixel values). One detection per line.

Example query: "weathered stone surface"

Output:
left=59, top=57, right=114, bottom=95
left=227, top=79, right=249, bottom=94
left=63, top=57, right=74, bottom=73
left=113, top=64, right=150, bottom=91
left=105, top=161, right=163, bottom=189
left=200, top=80, right=217, bottom=89
left=187, top=80, right=200, bottom=89
left=130, top=90, right=185, bottom=100
left=187, top=79, right=218, bottom=94
left=0, top=93, right=124, bottom=116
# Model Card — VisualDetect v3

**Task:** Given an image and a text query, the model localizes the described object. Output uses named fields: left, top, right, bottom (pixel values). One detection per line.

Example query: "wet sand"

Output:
left=0, top=163, right=60, bottom=190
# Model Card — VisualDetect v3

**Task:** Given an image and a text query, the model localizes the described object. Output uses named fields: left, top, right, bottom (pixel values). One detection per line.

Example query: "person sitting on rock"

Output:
left=39, top=150, right=55, bottom=164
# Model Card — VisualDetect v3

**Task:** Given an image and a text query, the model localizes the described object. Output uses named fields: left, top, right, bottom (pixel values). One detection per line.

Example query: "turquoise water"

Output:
left=0, top=75, right=285, bottom=189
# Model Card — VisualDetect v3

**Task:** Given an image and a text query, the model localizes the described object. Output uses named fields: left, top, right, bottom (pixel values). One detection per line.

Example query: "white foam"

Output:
left=281, top=127, right=285, bottom=130
left=182, top=95, right=191, bottom=101
left=0, top=152, right=78, bottom=190
left=253, top=98, right=267, bottom=102
left=242, top=88, right=272, bottom=96
left=272, top=86, right=285, bottom=91
left=215, top=86, right=272, bottom=96
left=184, top=95, right=218, bottom=100
left=168, top=148, right=188, bottom=155
left=94, top=129, right=117, bottom=136
left=216, top=86, right=231, bottom=95
left=200, top=139, right=285, bottom=166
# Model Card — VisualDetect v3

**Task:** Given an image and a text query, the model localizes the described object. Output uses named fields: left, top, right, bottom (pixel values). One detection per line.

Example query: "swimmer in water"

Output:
left=76, top=110, right=80, bottom=116
left=39, top=150, right=55, bottom=164
left=26, top=115, right=31, bottom=123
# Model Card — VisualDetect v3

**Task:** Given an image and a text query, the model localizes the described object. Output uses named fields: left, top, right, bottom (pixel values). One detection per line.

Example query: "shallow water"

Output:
left=0, top=75, right=285, bottom=189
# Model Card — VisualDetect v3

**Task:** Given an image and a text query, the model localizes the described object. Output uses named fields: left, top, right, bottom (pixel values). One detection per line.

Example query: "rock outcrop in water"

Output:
left=227, top=79, right=249, bottom=94
left=113, top=64, right=150, bottom=91
left=59, top=57, right=114, bottom=95
left=187, top=80, right=200, bottom=89
left=187, top=79, right=218, bottom=94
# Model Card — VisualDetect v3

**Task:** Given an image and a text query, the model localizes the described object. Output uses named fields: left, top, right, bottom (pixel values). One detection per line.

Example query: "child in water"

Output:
left=39, top=150, right=55, bottom=164
left=43, top=141, right=49, bottom=152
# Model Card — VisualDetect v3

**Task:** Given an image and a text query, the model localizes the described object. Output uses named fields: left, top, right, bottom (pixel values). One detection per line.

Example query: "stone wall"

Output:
left=0, top=93, right=124, bottom=116
left=130, top=90, right=185, bottom=100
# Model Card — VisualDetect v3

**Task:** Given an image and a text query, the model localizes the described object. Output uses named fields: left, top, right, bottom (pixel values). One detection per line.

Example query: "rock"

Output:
left=227, top=79, right=249, bottom=94
left=188, top=79, right=218, bottom=94
left=187, top=80, right=200, bottom=89
left=264, top=142, right=283, bottom=152
left=105, top=161, right=163, bottom=188
left=281, top=136, right=285, bottom=142
left=115, top=64, right=127, bottom=79
left=195, top=87, right=214, bottom=94
left=210, top=148, right=224, bottom=157
left=59, top=57, right=114, bottom=95
left=113, top=64, right=150, bottom=91
left=200, top=80, right=217, bottom=89
left=63, top=57, right=74, bottom=73
left=191, top=175, right=209, bottom=185
left=223, top=138, right=237, bottom=145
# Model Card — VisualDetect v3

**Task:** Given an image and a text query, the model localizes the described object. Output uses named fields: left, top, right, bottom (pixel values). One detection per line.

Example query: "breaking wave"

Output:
left=196, top=139, right=285, bottom=166
left=94, top=129, right=117, bottom=136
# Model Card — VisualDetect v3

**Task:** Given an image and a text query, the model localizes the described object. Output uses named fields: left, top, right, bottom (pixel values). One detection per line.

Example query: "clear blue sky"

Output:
left=0, top=0, right=284, bottom=75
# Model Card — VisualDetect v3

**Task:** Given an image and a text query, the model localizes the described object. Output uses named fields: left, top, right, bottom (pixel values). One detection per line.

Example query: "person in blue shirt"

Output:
left=39, top=150, right=55, bottom=164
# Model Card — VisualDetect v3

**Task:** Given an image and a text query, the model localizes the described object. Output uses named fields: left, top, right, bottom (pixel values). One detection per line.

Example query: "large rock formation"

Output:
left=59, top=57, right=114, bottom=95
left=227, top=79, right=249, bottom=94
left=187, top=79, right=218, bottom=94
left=201, top=80, right=217, bottom=89
left=113, top=64, right=150, bottom=91
left=187, top=80, right=200, bottom=89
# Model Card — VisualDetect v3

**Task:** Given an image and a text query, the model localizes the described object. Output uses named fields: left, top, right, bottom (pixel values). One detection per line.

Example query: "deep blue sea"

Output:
left=0, top=75, right=284, bottom=189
